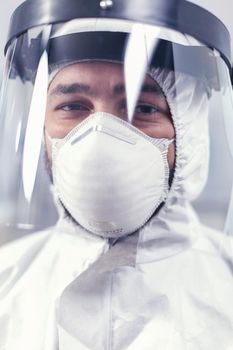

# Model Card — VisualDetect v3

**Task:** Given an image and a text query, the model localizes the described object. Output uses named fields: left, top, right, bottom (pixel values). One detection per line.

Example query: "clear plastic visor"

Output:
left=0, top=18, right=233, bottom=241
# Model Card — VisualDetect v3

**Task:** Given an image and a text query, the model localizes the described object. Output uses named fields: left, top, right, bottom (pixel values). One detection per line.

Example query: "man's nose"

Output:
left=94, top=101, right=116, bottom=115
left=93, top=101, right=127, bottom=120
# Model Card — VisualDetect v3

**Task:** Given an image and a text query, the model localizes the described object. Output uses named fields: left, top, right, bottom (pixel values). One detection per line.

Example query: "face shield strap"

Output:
left=49, top=31, right=128, bottom=72
left=48, top=32, right=226, bottom=93
left=8, top=29, right=226, bottom=93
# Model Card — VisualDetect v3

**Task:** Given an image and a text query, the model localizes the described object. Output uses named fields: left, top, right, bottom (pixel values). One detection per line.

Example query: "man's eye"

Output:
left=135, top=104, right=159, bottom=114
left=59, top=103, right=90, bottom=112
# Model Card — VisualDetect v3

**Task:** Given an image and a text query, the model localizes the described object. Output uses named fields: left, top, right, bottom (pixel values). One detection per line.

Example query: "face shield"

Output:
left=0, top=0, right=233, bottom=239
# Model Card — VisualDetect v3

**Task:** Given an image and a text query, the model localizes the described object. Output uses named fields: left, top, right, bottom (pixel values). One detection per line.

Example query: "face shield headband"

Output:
left=9, top=29, right=223, bottom=93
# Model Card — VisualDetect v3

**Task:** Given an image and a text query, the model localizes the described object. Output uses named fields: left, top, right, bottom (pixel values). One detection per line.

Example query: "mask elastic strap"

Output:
left=168, top=138, right=174, bottom=145
left=44, top=129, right=62, bottom=145
left=44, top=129, right=53, bottom=144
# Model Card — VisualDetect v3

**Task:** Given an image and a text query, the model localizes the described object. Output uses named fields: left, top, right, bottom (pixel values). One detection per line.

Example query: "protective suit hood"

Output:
left=51, top=65, right=209, bottom=260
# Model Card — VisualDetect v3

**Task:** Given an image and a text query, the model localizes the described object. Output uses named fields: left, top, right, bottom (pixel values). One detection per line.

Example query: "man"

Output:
left=0, top=1, right=233, bottom=349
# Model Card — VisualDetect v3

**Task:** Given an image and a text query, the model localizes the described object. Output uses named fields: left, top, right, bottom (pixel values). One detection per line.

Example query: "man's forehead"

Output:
left=49, top=61, right=124, bottom=82
left=48, top=61, right=163, bottom=97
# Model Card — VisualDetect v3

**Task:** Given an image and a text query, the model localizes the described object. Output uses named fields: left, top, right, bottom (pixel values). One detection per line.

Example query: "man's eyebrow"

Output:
left=141, top=83, right=163, bottom=94
left=49, top=82, right=163, bottom=98
left=113, top=83, right=163, bottom=95
left=49, top=83, right=92, bottom=97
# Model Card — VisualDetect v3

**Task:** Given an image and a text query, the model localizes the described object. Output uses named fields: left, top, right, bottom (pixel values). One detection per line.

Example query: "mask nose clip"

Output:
left=72, top=123, right=137, bottom=146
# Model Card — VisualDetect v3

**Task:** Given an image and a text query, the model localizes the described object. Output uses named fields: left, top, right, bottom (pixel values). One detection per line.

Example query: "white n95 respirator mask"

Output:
left=48, top=113, right=171, bottom=238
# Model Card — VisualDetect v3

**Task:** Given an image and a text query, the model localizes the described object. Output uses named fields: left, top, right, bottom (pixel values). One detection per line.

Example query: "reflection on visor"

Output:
left=125, top=24, right=161, bottom=122
left=22, top=50, right=49, bottom=203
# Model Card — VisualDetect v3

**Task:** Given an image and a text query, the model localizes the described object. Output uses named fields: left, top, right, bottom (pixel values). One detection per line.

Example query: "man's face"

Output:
left=45, top=61, right=175, bottom=169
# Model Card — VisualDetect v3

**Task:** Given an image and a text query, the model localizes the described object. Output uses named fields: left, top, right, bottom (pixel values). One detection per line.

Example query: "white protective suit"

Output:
left=0, top=68, right=233, bottom=350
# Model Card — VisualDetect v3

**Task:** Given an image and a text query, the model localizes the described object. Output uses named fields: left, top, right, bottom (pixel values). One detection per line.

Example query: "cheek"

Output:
left=167, top=142, right=176, bottom=170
